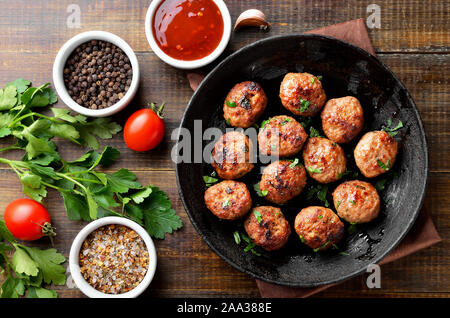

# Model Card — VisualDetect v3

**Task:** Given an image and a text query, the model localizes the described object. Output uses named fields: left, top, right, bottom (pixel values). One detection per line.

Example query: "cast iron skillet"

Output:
left=175, top=34, right=428, bottom=287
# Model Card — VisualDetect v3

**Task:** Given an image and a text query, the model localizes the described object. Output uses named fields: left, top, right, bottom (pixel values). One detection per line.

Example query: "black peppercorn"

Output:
left=63, top=40, right=133, bottom=109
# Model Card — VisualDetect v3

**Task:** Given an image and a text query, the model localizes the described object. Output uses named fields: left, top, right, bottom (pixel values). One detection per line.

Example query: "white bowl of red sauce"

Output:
left=145, top=0, right=231, bottom=69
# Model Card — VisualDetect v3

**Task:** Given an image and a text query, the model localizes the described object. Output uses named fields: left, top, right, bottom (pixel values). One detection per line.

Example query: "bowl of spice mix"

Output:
left=69, top=217, right=157, bottom=298
left=53, top=31, right=139, bottom=117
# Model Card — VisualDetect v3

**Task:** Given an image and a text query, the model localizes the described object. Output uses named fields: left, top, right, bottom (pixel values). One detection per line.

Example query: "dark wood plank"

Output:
left=0, top=0, right=448, bottom=53
left=0, top=0, right=448, bottom=298
left=0, top=166, right=448, bottom=297
left=0, top=52, right=448, bottom=171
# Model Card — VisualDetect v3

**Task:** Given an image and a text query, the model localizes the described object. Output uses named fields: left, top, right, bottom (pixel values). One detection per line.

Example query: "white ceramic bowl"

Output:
left=145, top=0, right=232, bottom=69
left=69, top=217, right=157, bottom=298
left=53, top=31, right=140, bottom=117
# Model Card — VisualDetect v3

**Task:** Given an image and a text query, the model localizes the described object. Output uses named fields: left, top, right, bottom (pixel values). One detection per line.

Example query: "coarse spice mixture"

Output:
left=79, top=224, right=149, bottom=294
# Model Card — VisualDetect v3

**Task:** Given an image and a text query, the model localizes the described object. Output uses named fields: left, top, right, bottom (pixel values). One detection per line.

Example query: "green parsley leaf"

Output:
left=27, top=286, right=57, bottom=298
left=313, top=241, right=329, bottom=252
left=140, top=186, right=183, bottom=239
left=222, top=200, right=230, bottom=208
left=318, top=215, right=323, bottom=219
left=129, top=186, right=153, bottom=204
left=375, top=178, right=388, bottom=191
left=280, top=118, right=292, bottom=126
left=317, top=75, right=323, bottom=81
left=17, top=245, right=66, bottom=285
left=377, top=159, right=390, bottom=171
left=6, top=79, right=31, bottom=94
left=11, top=246, right=39, bottom=277
left=382, top=119, right=404, bottom=137
left=348, top=222, right=357, bottom=234
left=260, top=117, right=271, bottom=129
left=306, top=184, right=329, bottom=207
left=203, top=175, right=218, bottom=187
left=307, top=166, right=322, bottom=174
left=254, top=182, right=268, bottom=197
left=106, top=168, right=142, bottom=193
left=289, top=158, right=301, bottom=168
left=299, top=234, right=306, bottom=243
left=253, top=210, right=263, bottom=224
left=0, top=85, right=18, bottom=111
left=0, top=221, right=15, bottom=243
left=336, top=200, right=342, bottom=208
left=76, top=117, right=122, bottom=150
left=298, top=98, right=311, bottom=112
left=300, top=117, right=313, bottom=129
left=233, top=231, right=241, bottom=245
left=60, top=192, right=90, bottom=221
left=349, top=199, right=356, bottom=205
left=226, top=100, right=236, bottom=108
left=309, top=126, right=321, bottom=137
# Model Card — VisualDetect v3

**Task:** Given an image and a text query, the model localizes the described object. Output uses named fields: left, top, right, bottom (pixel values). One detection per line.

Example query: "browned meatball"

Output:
left=204, top=181, right=252, bottom=220
left=259, top=160, right=307, bottom=204
left=321, top=96, right=364, bottom=144
left=302, top=137, right=346, bottom=183
left=294, top=206, right=344, bottom=251
left=258, top=115, right=308, bottom=157
left=333, top=180, right=380, bottom=224
left=244, top=206, right=291, bottom=251
left=354, top=130, right=398, bottom=178
left=279, top=72, right=326, bottom=117
left=211, top=131, right=254, bottom=179
left=223, top=81, right=268, bottom=128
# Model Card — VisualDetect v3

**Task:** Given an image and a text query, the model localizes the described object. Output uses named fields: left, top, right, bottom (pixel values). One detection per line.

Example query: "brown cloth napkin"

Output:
left=186, top=18, right=441, bottom=298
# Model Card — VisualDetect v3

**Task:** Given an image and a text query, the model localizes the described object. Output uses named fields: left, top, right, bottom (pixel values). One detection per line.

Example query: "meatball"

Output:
left=302, top=137, right=346, bottom=183
left=244, top=206, right=291, bottom=251
left=204, top=180, right=252, bottom=220
left=259, top=160, right=307, bottom=204
left=279, top=72, right=326, bottom=117
left=333, top=180, right=380, bottom=224
left=211, top=131, right=254, bottom=179
left=258, top=115, right=308, bottom=157
left=223, top=81, right=268, bottom=128
left=354, top=130, right=398, bottom=178
left=294, top=206, right=344, bottom=251
left=321, top=96, right=364, bottom=144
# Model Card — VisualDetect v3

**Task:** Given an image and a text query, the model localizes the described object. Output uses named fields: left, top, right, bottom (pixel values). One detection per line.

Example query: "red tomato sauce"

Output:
left=152, top=0, right=224, bottom=61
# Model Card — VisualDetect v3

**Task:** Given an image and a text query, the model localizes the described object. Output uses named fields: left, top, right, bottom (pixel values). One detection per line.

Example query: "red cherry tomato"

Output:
left=4, top=198, right=53, bottom=241
left=124, top=104, right=165, bottom=152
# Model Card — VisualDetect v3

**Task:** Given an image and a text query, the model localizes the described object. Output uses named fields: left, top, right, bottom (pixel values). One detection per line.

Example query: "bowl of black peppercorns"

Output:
left=53, top=31, right=139, bottom=117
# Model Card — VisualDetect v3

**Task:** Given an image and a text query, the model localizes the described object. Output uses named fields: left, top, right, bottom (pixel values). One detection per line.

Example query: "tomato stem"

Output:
left=150, top=102, right=166, bottom=119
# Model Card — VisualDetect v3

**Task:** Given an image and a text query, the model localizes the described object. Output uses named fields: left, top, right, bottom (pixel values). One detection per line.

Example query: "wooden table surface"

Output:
left=0, top=0, right=448, bottom=298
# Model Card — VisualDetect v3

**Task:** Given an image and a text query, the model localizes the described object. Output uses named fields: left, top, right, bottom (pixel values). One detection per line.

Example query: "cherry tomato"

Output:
left=124, top=104, right=165, bottom=152
left=4, top=198, right=53, bottom=241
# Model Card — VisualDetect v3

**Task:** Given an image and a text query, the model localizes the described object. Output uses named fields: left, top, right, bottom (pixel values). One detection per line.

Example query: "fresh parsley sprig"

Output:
left=0, top=221, right=66, bottom=298
left=0, top=80, right=182, bottom=239
left=382, top=119, right=404, bottom=137
left=306, top=184, right=330, bottom=207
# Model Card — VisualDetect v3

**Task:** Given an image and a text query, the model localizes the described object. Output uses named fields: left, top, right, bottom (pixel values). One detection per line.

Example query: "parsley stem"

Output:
left=56, top=173, right=88, bottom=192
left=40, top=181, right=68, bottom=192
left=0, top=144, right=21, bottom=152
left=63, top=169, right=91, bottom=176
left=69, top=176, right=103, bottom=184
left=8, top=112, right=65, bottom=128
